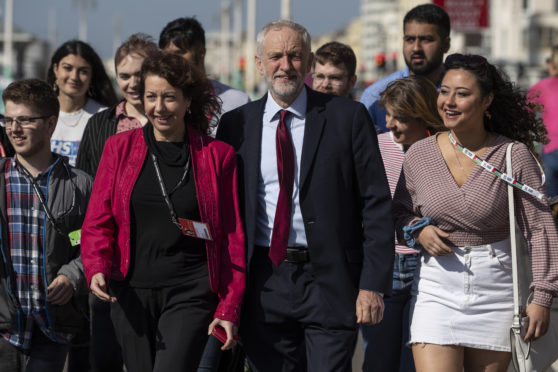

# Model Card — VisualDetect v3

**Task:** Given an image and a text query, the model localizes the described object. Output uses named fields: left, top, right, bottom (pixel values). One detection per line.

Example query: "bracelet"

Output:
left=402, top=217, right=435, bottom=250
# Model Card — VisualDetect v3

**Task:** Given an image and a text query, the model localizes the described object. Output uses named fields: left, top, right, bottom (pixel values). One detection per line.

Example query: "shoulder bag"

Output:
left=507, top=143, right=558, bottom=372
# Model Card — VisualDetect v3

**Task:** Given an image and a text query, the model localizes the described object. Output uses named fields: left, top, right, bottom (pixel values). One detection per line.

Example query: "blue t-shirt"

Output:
left=359, top=67, right=410, bottom=132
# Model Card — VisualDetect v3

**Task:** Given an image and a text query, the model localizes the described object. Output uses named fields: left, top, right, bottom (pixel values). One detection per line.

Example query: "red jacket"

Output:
left=81, top=127, right=246, bottom=323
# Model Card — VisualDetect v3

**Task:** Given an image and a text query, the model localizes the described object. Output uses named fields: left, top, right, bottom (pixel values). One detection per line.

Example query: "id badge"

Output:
left=68, top=229, right=81, bottom=247
left=178, top=218, right=213, bottom=241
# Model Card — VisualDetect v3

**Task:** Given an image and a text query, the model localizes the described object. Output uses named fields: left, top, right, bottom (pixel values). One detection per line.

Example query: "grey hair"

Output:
left=256, top=20, right=311, bottom=57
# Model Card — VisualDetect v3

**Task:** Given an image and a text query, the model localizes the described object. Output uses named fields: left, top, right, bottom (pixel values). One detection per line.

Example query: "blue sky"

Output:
left=11, top=0, right=360, bottom=59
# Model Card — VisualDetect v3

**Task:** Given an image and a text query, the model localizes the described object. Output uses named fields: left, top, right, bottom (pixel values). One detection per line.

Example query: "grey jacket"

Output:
left=0, top=156, right=93, bottom=334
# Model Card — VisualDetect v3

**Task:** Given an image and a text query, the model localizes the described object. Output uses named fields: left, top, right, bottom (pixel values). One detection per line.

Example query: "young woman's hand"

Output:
left=524, top=302, right=550, bottom=341
left=417, top=225, right=453, bottom=256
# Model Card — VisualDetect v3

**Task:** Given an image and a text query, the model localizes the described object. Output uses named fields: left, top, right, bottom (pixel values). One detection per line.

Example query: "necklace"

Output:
left=58, top=108, right=86, bottom=128
left=450, top=131, right=490, bottom=178
left=451, top=144, right=468, bottom=178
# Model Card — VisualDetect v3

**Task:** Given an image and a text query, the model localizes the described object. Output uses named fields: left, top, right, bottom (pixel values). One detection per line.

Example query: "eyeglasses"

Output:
left=312, top=73, right=348, bottom=87
left=444, top=53, right=487, bottom=68
left=0, top=116, right=50, bottom=129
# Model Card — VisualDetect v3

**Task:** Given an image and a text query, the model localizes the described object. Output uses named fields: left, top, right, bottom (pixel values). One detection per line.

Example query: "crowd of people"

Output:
left=0, top=3, right=557, bottom=372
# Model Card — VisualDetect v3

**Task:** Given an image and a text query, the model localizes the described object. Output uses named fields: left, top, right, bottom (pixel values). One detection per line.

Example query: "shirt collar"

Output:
left=115, top=100, right=129, bottom=118
left=12, top=154, right=61, bottom=179
left=264, top=85, right=308, bottom=122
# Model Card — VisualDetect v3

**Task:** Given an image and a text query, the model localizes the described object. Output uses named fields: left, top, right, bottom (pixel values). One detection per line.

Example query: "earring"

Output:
left=53, top=82, right=59, bottom=94
left=485, top=110, right=492, bottom=120
left=187, top=107, right=192, bottom=115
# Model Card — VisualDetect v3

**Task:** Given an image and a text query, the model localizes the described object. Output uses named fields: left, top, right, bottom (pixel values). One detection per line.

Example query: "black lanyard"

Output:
left=15, top=159, right=70, bottom=236
left=150, top=153, right=191, bottom=231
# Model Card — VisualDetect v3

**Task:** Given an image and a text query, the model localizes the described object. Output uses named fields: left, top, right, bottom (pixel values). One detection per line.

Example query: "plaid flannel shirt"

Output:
left=2, top=158, right=72, bottom=350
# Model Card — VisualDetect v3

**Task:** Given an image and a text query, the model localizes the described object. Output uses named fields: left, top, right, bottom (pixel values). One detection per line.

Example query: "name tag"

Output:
left=178, top=218, right=213, bottom=241
left=68, top=229, right=81, bottom=247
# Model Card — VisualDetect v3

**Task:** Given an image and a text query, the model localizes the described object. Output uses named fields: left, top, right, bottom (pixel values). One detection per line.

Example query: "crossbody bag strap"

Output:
left=507, top=143, right=522, bottom=329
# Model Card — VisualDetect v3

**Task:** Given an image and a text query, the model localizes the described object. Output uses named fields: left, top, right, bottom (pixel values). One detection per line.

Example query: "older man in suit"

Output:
left=217, top=20, right=394, bottom=372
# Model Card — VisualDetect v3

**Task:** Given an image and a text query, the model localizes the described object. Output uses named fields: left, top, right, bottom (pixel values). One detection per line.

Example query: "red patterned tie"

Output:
left=269, top=110, right=294, bottom=265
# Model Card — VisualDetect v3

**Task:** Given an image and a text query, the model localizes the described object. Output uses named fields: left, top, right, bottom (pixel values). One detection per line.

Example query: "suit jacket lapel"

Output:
left=300, top=90, right=326, bottom=188
left=244, top=95, right=267, bottom=249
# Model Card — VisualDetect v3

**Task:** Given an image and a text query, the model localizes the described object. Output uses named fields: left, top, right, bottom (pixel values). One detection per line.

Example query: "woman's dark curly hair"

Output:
left=444, top=54, right=548, bottom=159
left=140, top=52, right=221, bottom=135
left=46, top=40, right=118, bottom=107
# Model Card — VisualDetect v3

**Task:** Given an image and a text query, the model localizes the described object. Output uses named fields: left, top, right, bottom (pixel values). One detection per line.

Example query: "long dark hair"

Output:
left=140, top=52, right=221, bottom=135
left=444, top=54, right=548, bottom=159
left=46, top=40, right=118, bottom=107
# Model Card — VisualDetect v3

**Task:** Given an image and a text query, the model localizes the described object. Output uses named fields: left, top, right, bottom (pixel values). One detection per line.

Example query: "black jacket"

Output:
left=76, top=102, right=121, bottom=177
left=0, top=156, right=93, bottom=334
left=217, top=89, right=394, bottom=328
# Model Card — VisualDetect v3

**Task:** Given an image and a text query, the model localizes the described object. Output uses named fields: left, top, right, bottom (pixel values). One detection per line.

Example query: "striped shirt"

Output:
left=2, top=158, right=72, bottom=350
left=378, top=132, right=419, bottom=254
left=393, top=133, right=558, bottom=308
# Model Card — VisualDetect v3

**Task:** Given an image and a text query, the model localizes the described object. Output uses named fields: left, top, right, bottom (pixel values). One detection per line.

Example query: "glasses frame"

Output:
left=0, top=115, right=51, bottom=129
left=311, top=72, right=349, bottom=87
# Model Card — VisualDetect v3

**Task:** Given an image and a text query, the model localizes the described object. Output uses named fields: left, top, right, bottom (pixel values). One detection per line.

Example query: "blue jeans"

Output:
left=542, top=150, right=558, bottom=198
left=361, top=253, right=418, bottom=372
left=197, top=336, right=222, bottom=372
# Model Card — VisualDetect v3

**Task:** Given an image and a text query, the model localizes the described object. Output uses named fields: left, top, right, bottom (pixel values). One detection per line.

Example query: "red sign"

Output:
left=433, top=0, right=489, bottom=31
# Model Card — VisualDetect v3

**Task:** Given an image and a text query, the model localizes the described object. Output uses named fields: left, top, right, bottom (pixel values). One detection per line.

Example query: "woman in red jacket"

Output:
left=80, top=52, right=246, bottom=372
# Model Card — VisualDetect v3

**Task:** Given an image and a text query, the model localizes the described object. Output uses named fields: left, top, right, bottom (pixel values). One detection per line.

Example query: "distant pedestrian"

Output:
left=528, top=45, right=558, bottom=206
left=159, top=17, right=250, bottom=136
left=0, top=79, right=93, bottom=372
left=312, top=41, right=357, bottom=98
left=360, top=4, right=450, bottom=132
left=47, top=40, right=117, bottom=166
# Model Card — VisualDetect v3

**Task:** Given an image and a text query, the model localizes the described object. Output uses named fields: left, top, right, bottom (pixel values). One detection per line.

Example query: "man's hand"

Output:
left=524, top=303, right=550, bottom=341
left=90, top=273, right=117, bottom=303
left=356, top=289, right=384, bottom=325
left=46, top=275, right=74, bottom=305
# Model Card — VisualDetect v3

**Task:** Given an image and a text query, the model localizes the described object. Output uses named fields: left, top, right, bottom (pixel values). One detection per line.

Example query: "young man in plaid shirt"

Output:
left=0, top=79, right=93, bottom=372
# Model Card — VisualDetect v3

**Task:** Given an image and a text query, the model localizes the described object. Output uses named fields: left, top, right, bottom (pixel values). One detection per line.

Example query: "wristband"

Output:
left=402, top=217, right=435, bottom=250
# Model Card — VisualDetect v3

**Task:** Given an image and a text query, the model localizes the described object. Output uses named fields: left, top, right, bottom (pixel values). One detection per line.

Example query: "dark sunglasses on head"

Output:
left=444, top=53, right=487, bottom=68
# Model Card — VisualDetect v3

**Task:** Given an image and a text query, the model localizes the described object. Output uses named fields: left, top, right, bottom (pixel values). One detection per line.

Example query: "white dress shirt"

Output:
left=254, top=87, right=308, bottom=247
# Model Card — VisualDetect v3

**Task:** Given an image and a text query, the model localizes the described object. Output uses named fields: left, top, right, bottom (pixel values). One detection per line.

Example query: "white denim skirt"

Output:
left=408, top=238, right=513, bottom=352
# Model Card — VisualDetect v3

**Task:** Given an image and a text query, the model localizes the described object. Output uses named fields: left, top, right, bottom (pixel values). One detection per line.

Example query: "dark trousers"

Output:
left=109, top=277, right=217, bottom=372
left=361, top=253, right=417, bottom=372
left=242, top=248, right=358, bottom=372
left=90, top=295, right=123, bottom=372
left=0, top=328, right=69, bottom=372
left=66, top=294, right=124, bottom=372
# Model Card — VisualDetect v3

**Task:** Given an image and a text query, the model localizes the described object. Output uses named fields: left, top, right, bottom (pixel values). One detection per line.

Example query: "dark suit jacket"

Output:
left=217, top=88, right=394, bottom=327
